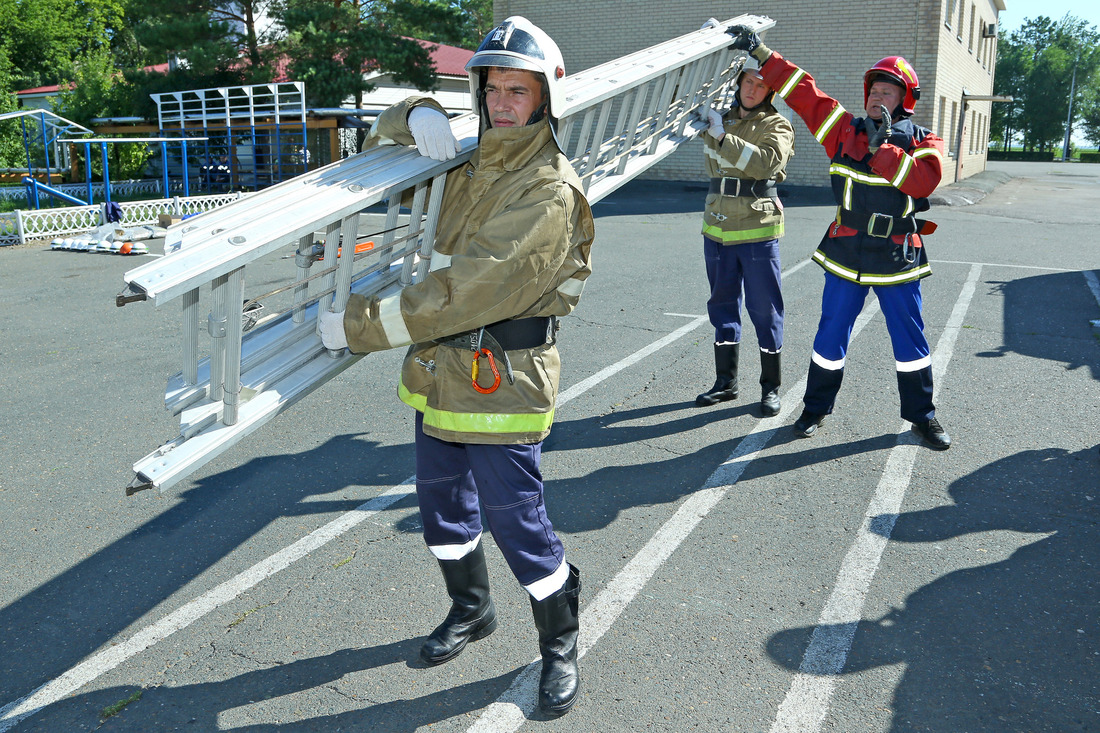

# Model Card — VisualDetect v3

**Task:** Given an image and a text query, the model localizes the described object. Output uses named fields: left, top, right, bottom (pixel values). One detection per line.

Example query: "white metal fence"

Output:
left=0, top=191, right=247, bottom=246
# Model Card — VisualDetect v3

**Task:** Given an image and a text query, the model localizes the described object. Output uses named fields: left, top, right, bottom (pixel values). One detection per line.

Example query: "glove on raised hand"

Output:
left=319, top=308, right=349, bottom=351
left=705, top=108, right=725, bottom=140
left=725, top=24, right=771, bottom=62
left=867, top=107, right=893, bottom=153
left=408, top=106, right=459, bottom=161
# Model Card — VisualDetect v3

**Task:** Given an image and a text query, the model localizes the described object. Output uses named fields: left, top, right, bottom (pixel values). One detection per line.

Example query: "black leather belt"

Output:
left=434, top=317, right=558, bottom=388
left=708, top=177, right=778, bottom=198
left=435, top=316, right=557, bottom=352
left=838, top=209, right=932, bottom=238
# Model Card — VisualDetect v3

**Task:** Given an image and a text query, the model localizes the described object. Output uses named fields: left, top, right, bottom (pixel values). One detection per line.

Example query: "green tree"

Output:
left=368, top=0, right=493, bottom=49
left=992, top=14, right=1100, bottom=153
left=0, top=0, right=125, bottom=90
left=274, top=0, right=446, bottom=108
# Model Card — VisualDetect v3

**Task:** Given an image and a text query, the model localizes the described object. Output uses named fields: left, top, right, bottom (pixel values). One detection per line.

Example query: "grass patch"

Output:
left=333, top=549, right=357, bottom=569
left=100, top=689, right=143, bottom=720
left=228, top=602, right=273, bottom=629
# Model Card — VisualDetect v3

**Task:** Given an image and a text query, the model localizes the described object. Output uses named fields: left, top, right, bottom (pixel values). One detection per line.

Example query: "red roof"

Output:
left=421, top=40, right=474, bottom=77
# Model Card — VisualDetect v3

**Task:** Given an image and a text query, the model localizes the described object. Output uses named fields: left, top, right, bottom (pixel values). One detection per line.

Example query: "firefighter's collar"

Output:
left=474, top=118, right=554, bottom=172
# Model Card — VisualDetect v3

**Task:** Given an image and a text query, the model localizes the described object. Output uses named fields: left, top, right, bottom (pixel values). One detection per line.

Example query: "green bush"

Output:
left=987, top=150, right=1056, bottom=161
left=1079, top=152, right=1100, bottom=164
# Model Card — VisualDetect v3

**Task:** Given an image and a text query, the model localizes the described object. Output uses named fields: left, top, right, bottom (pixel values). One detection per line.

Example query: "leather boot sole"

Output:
left=695, top=390, right=738, bottom=407
left=420, top=615, right=498, bottom=666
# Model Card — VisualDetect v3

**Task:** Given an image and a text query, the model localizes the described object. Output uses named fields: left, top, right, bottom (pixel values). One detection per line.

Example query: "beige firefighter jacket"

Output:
left=342, top=96, right=595, bottom=444
left=701, top=102, right=794, bottom=245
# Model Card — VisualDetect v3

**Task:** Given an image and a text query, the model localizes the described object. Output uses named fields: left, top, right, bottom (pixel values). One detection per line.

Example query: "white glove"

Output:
left=408, top=106, right=459, bottom=161
left=705, top=108, right=725, bottom=140
left=700, top=17, right=720, bottom=30
left=319, top=308, right=349, bottom=350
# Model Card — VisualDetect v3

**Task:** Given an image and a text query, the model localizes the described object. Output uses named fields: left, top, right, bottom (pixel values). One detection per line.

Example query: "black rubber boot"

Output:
left=420, top=543, right=497, bottom=665
left=696, top=343, right=739, bottom=407
left=759, top=351, right=781, bottom=417
left=530, top=564, right=581, bottom=717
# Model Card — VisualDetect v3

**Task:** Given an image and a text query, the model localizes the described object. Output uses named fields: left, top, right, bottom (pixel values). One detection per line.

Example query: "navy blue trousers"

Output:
left=413, top=412, right=566, bottom=597
left=703, top=237, right=784, bottom=351
left=803, top=273, right=935, bottom=422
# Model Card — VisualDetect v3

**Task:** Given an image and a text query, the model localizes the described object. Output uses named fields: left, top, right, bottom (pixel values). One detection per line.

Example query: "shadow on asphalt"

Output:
left=765, top=446, right=1100, bottom=732
left=592, top=179, right=833, bottom=218
left=976, top=270, right=1100, bottom=381
left=0, top=433, right=416, bottom=709
left=27, top=639, right=526, bottom=731
left=545, top=401, right=899, bottom=534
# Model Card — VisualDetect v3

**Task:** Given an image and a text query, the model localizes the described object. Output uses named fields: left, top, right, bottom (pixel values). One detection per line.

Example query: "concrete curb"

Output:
left=929, top=170, right=1014, bottom=207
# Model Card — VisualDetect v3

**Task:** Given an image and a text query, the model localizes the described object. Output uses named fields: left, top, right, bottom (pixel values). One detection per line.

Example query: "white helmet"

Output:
left=465, top=16, right=566, bottom=124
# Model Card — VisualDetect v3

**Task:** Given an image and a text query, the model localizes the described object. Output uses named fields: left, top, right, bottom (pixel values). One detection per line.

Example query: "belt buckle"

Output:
left=722, top=178, right=740, bottom=196
left=867, top=212, right=893, bottom=238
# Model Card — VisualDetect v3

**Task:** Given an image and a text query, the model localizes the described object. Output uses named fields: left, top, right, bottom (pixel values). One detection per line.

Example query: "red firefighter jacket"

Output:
left=761, top=51, right=945, bottom=286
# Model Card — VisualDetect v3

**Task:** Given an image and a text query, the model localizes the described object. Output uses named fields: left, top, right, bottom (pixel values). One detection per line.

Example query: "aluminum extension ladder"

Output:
left=117, top=14, right=776, bottom=493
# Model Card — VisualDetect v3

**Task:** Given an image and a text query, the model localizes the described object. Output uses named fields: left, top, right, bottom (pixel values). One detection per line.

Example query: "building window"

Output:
left=938, top=96, right=947, bottom=139
left=969, top=5, right=976, bottom=52
left=945, top=0, right=957, bottom=28
left=958, top=0, right=966, bottom=40
left=950, top=101, right=958, bottom=156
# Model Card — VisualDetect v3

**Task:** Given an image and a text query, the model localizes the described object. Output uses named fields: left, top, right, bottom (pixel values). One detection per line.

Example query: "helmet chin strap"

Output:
left=526, top=102, right=548, bottom=126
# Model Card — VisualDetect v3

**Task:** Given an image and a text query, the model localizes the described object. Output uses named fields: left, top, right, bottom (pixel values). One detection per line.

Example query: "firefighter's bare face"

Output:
left=484, top=68, right=546, bottom=128
left=738, top=72, right=769, bottom=111
left=866, top=81, right=903, bottom=120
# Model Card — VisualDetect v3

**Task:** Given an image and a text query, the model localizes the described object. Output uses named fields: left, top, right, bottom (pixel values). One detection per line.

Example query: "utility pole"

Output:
left=1062, top=56, right=1079, bottom=161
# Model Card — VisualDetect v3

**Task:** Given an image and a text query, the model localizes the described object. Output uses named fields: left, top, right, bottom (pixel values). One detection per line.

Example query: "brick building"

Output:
left=492, top=0, right=1005, bottom=187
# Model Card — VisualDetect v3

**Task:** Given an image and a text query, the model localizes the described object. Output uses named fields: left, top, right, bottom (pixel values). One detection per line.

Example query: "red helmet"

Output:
left=864, top=56, right=920, bottom=115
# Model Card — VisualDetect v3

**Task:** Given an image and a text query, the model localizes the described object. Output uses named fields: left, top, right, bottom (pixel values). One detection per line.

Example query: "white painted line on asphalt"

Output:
left=932, top=258, right=1072, bottom=272
left=0, top=315, right=714, bottom=733
left=770, top=264, right=981, bottom=733
left=467, top=302, right=885, bottom=731
left=1082, top=270, right=1100, bottom=310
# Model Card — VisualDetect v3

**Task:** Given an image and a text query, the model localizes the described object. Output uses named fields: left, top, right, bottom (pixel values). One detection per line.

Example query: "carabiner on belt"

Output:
left=471, top=347, right=501, bottom=394
left=902, top=233, right=916, bottom=264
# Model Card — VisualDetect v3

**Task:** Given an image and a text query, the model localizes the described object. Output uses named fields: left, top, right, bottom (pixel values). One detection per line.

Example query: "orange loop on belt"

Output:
left=471, top=348, right=500, bottom=394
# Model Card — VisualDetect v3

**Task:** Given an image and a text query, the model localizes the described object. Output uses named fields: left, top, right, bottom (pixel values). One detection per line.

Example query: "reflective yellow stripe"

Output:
left=829, top=162, right=891, bottom=186
left=813, top=105, right=845, bottom=144
left=400, top=383, right=428, bottom=411
left=702, top=221, right=784, bottom=242
left=859, top=265, right=931, bottom=284
left=912, top=147, right=942, bottom=161
left=812, top=250, right=931, bottom=285
left=777, top=69, right=806, bottom=98
left=811, top=250, right=859, bottom=280
left=398, top=382, right=555, bottom=434
left=890, top=155, right=914, bottom=188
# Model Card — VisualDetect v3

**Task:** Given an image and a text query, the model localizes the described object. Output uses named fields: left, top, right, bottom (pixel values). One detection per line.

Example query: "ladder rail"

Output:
left=120, top=14, right=776, bottom=493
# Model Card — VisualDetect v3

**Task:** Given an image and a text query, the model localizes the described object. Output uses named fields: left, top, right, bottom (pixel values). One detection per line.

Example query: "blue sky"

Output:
left=998, top=0, right=1100, bottom=34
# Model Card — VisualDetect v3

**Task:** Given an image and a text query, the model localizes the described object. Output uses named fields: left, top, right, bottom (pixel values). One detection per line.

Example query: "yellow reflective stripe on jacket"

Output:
left=830, top=162, right=892, bottom=187
left=399, top=382, right=556, bottom=435
left=703, top=221, right=784, bottom=243
left=830, top=163, right=917, bottom=215
left=812, top=250, right=931, bottom=284
left=776, top=68, right=806, bottom=99
left=811, top=105, right=846, bottom=144
left=890, top=154, right=914, bottom=188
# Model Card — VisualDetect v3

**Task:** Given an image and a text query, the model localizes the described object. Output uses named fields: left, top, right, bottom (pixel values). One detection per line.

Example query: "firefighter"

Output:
left=319, top=17, right=593, bottom=716
left=726, top=25, right=952, bottom=450
left=694, top=50, right=794, bottom=417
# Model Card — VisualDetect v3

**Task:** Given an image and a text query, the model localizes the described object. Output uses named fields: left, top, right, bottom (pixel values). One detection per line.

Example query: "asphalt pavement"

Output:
left=1, top=160, right=1097, bottom=732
